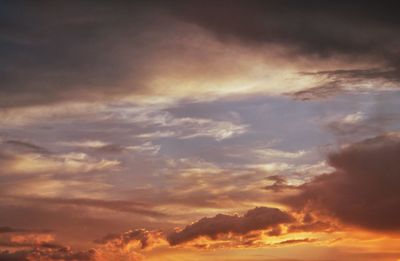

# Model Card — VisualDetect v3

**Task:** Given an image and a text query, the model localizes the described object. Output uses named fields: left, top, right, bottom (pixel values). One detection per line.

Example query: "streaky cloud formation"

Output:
left=1, top=1, right=400, bottom=260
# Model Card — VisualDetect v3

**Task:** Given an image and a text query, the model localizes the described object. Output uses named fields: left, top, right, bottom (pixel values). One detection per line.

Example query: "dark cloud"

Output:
left=303, top=68, right=400, bottom=82
left=0, top=247, right=94, bottom=261
left=166, top=0, right=400, bottom=98
left=25, top=246, right=94, bottom=261
left=95, top=229, right=162, bottom=250
left=290, top=68, right=400, bottom=100
left=17, top=196, right=166, bottom=218
left=289, top=82, right=342, bottom=101
left=288, top=221, right=335, bottom=233
left=0, top=250, right=30, bottom=261
left=166, top=1, right=400, bottom=59
left=264, top=175, right=299, bottom=192
left=2, top=140, right=49, bottom=154
left=283, top=133, right=400, bottom=231
left=167, top=206, right=294, bottom=245
left=0, top=1, right=166, bottom=108
left=274, top=238, right=317, bottom=246
left=1, top=1, right=400, bottom=108
left=0, top=226, right=50, bottom=234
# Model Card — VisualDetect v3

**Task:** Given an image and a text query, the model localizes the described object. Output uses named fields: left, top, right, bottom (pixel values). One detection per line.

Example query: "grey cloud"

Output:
left=167, top=206, right=294, bottom=245
left=165, top=1, right=400, bottom=60
left=283, top=133, right=400, bottom=231
left=0, top=247, right=94, bottom=261
left=16, top=196, right=166, bottom=218
left=165, top=0, right=400, bottom=99
left=290, top=68, right=400, bottom=100
left=264, top=175, right=299, bottom=192
left=0, top=226, right=51, bottom=234
left=2, top=140, right=50, bottom=154
left=0, top=1, right=166, bottom=108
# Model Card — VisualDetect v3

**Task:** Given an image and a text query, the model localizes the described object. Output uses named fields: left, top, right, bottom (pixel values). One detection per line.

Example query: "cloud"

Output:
left=0, top=228, right=89, bottom=261
left=166, top=1, right=400, bottom=60
left=1, top=140, right=50, bottom=154
left=58, top=140, right=160, bottom=155
left=95, top=229, right=164, bottom=250
left=5, top=1, right=397, bottom=110
left=274, top=238, right=318, bottom=246
left=0, top=1, right=162, bottom=108
left=165, top=1, right=400, bottom=100
left=0, top=150, right=120, bottom=175
left=15, top=197, right=166, bottom=218
left=288, top=221, right=335, bottom=233
left=167, top=206, right=294, bottom=245
left=0, top=226, right=51, bottom=234
left=0, top=246, right=94, bottom=261
left=283, top=133, right=400, bottom=231
left=93, top=229, right=166, bottom=261
left=264, top=175, right=299, bottom=193
left=290, top=68, right=400, bottom=100
left=324, top=111, right=400, bottom=141
left=289, top=81, right=342, bottom=101
left=253, top=148, right=308, bottom=159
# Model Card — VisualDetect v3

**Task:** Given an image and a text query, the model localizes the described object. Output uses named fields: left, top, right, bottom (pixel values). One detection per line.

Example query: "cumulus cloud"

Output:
left=283, top=133, right=400, bottom=231
left=167, top=206, right=294, bottom=245
left=92, top=229, right=166, bottom=261
left=0, top=227, right=90, bottom=261
left=0, top=227, right=163, bottom=261
left=95, top=229, right=164, bottom=250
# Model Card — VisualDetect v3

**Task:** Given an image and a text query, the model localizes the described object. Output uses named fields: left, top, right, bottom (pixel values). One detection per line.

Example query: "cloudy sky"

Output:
left=0, top=1, right=400, bottom=260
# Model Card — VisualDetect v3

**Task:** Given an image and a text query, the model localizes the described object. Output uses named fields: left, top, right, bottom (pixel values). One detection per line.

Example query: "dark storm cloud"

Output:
left=167, top=206, right=294, bottom=245
left=165, top=0, right=400, bottom=96
left=165, top=0, right=400, bottom=59
left=283, top=133, right=400, bottom=231
left=0, top=1, right=165, bottom=108
left=1, top=1, right=400, bottom=108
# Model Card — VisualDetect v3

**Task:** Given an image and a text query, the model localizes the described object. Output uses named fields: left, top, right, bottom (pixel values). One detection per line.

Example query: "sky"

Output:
left=0, top=1, right=400, bottom=260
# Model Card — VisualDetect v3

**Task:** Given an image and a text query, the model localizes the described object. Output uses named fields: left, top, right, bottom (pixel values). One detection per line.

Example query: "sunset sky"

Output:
left=0, top=1, right=400, bottom=260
